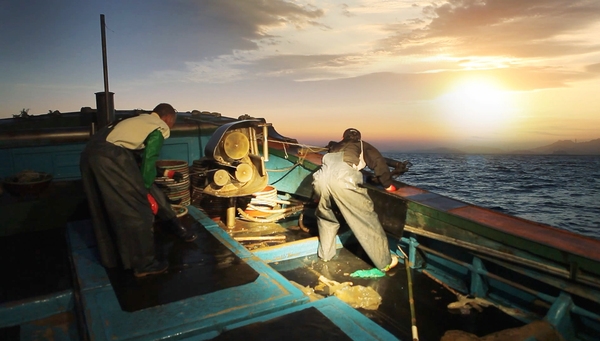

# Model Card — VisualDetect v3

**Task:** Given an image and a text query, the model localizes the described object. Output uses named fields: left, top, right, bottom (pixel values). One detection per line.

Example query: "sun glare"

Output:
left=436, top=78, right=516, bottom=136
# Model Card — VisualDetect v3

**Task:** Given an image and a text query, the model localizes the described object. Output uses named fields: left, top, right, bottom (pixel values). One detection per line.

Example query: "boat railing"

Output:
left=398, top=225, right=600, bottom=340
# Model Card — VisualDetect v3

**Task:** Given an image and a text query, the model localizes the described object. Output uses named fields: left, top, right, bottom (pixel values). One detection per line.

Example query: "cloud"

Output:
left=160, top=0, right=327, bottom=82
left=124, top=0, right=600, bottom=92
left=192, top=0, right=325, bottom=49
left=379, top=0, right=600, bottom=59
left=249, top=53, right=366, bottom=79
left=586, top=62, right=600, bottom=73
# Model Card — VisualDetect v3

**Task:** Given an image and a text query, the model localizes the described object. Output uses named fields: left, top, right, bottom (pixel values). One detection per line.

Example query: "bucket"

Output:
left=3, top=170, right=53, bottom=197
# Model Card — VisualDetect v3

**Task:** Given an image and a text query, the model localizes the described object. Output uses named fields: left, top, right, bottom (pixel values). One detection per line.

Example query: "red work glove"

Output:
left=147, top=193, right=158, bottom=215
left=385, top=184, right=397, bottom=192
left=163, top=169, right=184, bottom=182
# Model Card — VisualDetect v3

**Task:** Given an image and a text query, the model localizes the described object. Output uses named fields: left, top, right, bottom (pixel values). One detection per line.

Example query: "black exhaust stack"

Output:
left=95, top=14, right=114, bottom=131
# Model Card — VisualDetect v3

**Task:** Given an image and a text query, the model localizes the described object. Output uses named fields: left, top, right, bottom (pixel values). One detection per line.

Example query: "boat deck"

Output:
left=0, top=181, right=526, bottom=341
left=267, top=233, right=524, bottom=340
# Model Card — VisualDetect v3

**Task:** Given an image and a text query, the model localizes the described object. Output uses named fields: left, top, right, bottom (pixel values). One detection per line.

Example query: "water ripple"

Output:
left=384, top=153, right=600, bottom=240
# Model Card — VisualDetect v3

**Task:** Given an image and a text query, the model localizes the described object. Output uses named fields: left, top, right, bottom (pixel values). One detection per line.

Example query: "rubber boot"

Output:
left=166, top=218, right=197, bottom=242
left=133, top=259, right=169, bottom=277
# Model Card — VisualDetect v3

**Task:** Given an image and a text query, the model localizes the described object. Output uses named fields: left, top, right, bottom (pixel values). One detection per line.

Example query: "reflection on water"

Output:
left=384, top=153, right=600, bottom=240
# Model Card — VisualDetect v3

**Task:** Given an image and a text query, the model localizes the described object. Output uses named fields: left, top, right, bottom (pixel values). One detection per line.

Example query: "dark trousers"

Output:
left=80, top=127, right=173, bottom=270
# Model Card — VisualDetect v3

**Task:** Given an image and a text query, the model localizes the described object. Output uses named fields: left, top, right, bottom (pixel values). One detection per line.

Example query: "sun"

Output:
left=436, top=78, right=516, bottom=136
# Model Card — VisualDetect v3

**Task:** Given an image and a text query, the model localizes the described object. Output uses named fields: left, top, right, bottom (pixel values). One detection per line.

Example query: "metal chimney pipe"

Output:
left=95, top=91, right=114, bottom=129
left=97, top=14, right=114, bottom=129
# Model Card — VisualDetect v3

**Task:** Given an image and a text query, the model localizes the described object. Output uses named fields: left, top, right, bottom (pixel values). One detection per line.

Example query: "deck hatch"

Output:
left=209, top=306, right=353, bottom=341
left=106, top=215, right=259, bottom=312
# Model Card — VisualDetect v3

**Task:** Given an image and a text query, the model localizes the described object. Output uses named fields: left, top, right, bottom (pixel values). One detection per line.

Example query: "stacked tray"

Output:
left=190, top=159, right=210, bottom=209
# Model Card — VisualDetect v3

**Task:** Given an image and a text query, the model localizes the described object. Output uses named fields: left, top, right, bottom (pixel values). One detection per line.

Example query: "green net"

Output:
left=349, top=268, right=386, bottom=278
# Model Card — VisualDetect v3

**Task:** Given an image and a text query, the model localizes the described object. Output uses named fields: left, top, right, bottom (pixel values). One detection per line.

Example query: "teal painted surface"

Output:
left=546, top=292, right=575, bottom=340
left=0, top=149, right=13, bottom=178
left=0, top=291, right=74, bottom=328
left=17, top=312, right=80, bottom=341
left=71, top=247, right=112, bottom=291
left=80, top=262, right=307, bottom=341
left=160, top=136, right=202, bottom=165
left=265, top=154, right=315, bottom=198
left=187, top=296, right=400, bottom=341
left=0, top=143, right=85, bottom=179
left=0, top=136, right=202, bottom=179
left=68, top=207, right=309, bottom=341
left=253, top=236, right=343, bottom=263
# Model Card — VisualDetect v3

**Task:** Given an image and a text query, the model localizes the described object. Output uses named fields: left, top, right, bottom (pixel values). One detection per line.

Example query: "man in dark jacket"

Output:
left=80, top=103, right=196, bottom=277
left=313, top=128, right=398, bottom=271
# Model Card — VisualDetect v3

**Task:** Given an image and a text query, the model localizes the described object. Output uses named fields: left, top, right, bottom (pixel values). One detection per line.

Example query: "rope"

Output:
left=237, top=185, right=305, bottom=223
left=398, top=246, right=419, bottom=341
left=269, top=163, right=300, bottom=186
left=248, top=186, right=279, bottom=208
left=266, top=138, right=326, bottom=152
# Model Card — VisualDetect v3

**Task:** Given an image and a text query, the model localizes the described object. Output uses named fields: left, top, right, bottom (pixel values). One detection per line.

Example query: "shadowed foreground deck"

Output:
left=270, top=244, right=524, bottom=341
left=0, top=179, right=526, bottom=340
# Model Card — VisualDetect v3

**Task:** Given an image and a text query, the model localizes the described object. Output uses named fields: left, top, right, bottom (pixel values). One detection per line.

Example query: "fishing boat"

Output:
left=1, top=100, right=599, bottom=341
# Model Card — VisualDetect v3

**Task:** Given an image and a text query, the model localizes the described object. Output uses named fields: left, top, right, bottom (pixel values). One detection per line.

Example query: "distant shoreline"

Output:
left=384, top=150, right=600, bottom=156
left=383, top=138, right=600, bottom=156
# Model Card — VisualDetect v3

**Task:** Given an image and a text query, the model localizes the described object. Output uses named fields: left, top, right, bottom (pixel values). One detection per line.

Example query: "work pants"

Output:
left=80, top=127, right=157, bottom=270
left=312, top=152, right=391, bottom=269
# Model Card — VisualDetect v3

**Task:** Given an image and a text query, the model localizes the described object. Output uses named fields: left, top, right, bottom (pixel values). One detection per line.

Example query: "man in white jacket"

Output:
left=313, top=128, right=398, bottom=272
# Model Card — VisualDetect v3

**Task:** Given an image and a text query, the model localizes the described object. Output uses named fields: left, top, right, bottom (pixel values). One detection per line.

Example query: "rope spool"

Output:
left=155, top=160, right=191, bottom=206
left=243, top=185, right=291, bottom=217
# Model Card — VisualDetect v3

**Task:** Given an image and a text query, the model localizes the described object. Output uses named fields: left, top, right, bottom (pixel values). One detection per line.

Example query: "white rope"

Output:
left=262, top=139, right=327, bottom=171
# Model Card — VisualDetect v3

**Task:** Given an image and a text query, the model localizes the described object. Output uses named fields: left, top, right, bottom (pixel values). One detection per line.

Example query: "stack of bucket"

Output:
left=189, top=159, right=229, bottom=219
left=190, top=159, right=208, bottom=207
left=154, top=160, right=191, bottom=206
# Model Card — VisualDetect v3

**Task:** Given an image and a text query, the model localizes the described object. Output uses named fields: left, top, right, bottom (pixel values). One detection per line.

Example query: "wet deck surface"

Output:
left=0, top=325, right=19, bottom=341
left=0, top=228, right=72, bottom=303
left=210, top=306, right=354, bottom=341
left=106, top=215, right=260, bottom=312
left=270, top=241, right=524, bottom=341
left=1, top=186, right=526, bottom=340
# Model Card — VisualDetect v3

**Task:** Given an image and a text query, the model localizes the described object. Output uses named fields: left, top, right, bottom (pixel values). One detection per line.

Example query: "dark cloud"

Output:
left=114, top=0, right=327, bottom=78
left=586, top=63, right=600, bottom=73
left=380, top=0, right=600, bottom=58
left=192, top=0, right=325, bottom=50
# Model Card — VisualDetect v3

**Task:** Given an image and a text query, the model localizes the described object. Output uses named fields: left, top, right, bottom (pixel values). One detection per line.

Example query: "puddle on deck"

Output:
left=213, top=214, right=317, bottom=251
left=208, top=212, right=523, bottom=341
left=190, top=207, right=525, bottom=340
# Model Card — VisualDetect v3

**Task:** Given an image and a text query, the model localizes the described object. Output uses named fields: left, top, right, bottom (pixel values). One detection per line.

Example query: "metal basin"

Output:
left=2, top=171, right=53, bottom=197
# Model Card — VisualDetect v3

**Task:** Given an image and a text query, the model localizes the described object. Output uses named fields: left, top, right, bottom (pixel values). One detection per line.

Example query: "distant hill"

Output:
left=407, top=139, right=600, bottom=155
left=461, top=145, right=507, bottom=154
left=412, top=147, right=465, bottom=154
left=529, top=139, right=600, bottom=155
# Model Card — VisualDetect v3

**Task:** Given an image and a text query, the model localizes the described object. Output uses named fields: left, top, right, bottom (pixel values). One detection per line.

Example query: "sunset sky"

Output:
left=1, top=0, right=599, bottom=152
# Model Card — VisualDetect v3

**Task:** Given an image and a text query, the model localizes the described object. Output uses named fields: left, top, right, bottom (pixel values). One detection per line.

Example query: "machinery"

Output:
left=200, top=119, right=271, bottom=227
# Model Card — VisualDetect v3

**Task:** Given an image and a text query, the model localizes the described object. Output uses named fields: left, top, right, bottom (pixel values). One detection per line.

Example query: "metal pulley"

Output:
left=235, top=163, right=253, bottom=183
left=202, top=119, right=269, bottom=198
left=223, top=131, right=249, bottom=160
left=213, top=169, right=230, bottom=186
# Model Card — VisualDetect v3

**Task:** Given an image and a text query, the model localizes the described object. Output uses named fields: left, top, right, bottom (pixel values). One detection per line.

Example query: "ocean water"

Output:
left=383, top=153, right=600, bottom=240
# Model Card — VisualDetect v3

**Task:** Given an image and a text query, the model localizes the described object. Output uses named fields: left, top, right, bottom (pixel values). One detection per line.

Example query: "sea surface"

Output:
left=383, top=153, right=600, bottom=240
